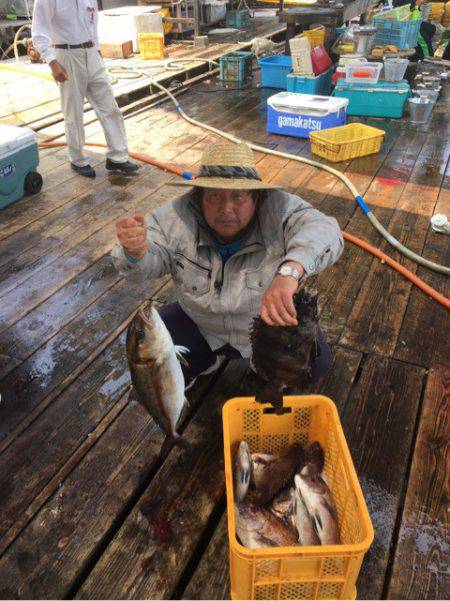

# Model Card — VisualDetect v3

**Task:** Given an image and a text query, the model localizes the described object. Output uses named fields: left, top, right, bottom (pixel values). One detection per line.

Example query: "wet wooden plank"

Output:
left=340, top=128, right=450, bottom=357
left=386, top=369, right=449, bottom=600
left=0, top=169, right=175, bottom=333
left=0, top=335, right=131, bottom=547
left=340, top=356, right=426, bottom=600
left=394, top=165, right=450, bottom=369
left=315, top=126, right=426, bottom=344
left=182, top=513, right=229, bottom=601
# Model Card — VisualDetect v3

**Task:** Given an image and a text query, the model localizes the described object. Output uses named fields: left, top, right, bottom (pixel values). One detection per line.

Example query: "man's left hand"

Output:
left=261, top=263, right=304, bottom=326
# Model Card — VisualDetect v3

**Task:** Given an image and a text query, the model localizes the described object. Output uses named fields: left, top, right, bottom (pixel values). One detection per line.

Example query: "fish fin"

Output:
left=159, top=434, right=191, bottom=459
left=313, top=513, right=323, bottom=532
left=175, top=345, right=190, bottom=366
left=127, top=386, right=140, bottom=404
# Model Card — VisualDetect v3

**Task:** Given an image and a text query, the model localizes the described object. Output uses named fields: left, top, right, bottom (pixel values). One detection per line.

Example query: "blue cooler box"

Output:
left=0, top=125, right=42, bottom=209
left=286, top=67, right=334, bottom=96
left=267, top=92, right=348, bottom=138
left=333, top=80, right=411, bottom=118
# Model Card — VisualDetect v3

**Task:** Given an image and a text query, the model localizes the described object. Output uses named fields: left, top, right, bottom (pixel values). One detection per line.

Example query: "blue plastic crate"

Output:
left=219, top=51, right=253, bottom=82
left=286, top=67, right=333, bottom=95
left=333, top=80, right=411, bottom=118
left=226, top=9, right=250, bottom=29
left=259, top=55, right=292, bottom=89
left=373, top=16, right=421, bottom=48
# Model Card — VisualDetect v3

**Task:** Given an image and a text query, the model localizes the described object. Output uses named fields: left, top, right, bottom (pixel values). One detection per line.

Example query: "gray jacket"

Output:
left=111, top=189, right=343, bottom=357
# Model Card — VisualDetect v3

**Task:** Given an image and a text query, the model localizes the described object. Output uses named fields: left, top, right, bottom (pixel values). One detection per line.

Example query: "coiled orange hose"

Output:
left=38, top=141, right=450, bottom=310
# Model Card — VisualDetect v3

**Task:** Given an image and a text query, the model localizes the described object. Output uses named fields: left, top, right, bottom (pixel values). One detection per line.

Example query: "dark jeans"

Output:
left=159, top=302, right=333, bottom=387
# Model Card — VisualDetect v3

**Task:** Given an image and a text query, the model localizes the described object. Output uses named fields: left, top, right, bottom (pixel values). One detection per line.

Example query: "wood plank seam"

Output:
left=380, top=369, right=429, bottom=599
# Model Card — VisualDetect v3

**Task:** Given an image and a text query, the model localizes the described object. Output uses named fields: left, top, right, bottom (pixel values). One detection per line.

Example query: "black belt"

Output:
left=54, top=41, right=94, bottom=49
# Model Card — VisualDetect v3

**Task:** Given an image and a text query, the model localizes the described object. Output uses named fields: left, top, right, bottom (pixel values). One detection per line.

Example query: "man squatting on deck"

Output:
left=112, top=141, right=343, bottom=390
left=32, top=0, right=138, bottom=179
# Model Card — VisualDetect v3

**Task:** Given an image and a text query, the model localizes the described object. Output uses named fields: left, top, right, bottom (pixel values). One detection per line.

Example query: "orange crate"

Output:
left=138, top=33, right=164, bottom=59
left=223, top=395, right=374, bottom=600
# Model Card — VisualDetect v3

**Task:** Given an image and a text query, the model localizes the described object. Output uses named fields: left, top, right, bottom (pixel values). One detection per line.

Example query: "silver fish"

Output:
left=235, top=441, right=253, bottom=503
left=293, top=475, right=321, bottom=546
left=295, top=469, right=340, bottom=545
left=126, top=301, right=189, bottom=448
left=235, top=502, right=299, bottom=549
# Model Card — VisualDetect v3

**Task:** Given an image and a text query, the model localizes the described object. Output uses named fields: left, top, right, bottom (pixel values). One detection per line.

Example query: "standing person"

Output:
left=32, top=0, right=139, bottom=178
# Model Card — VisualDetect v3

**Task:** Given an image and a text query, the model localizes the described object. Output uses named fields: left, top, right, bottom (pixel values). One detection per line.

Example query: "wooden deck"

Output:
left=0, top=13, right=284, bottom=133
left=0, top=61, right=448, bottom=600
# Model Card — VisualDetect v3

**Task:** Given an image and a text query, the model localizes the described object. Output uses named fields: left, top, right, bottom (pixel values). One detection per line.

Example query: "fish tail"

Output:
left=255, top=384, right=284, bottom=409
left=160, top=433, right=191, bottom=458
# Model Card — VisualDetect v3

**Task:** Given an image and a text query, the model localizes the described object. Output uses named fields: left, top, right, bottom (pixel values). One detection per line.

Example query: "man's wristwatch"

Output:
left=277, top=265, right=303, bottom=281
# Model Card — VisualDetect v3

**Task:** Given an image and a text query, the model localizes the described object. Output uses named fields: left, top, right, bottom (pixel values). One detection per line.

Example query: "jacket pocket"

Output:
left=173, top=252, right=211, bottom=295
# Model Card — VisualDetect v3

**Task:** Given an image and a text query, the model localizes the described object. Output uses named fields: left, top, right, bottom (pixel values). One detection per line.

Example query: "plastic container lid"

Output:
left=0, top=125, right=36, bottom=160
left=268, top=92, right=349, bottom=116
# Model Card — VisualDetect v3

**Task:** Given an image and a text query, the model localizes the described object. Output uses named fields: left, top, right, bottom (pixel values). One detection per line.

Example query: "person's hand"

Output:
left=49, top=60, right=68, bottom=83
left=261, top=263, right=304, bottom=326
left=116, top=214, right=148, bottom=260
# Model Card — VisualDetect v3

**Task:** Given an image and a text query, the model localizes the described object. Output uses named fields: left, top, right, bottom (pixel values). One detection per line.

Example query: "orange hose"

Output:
left=38, top=141, right=450, bottom=310
left=343, top=232, right=450, bottom=310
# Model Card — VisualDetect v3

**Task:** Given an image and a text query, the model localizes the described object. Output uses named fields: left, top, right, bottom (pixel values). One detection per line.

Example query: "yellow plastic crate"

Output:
left=309, top=123, right=385, bottom=162
left=301, top=28, right=325, bottom=48
left=223, top=395, right=374, bottom=601
left=138, top=33, right=164, bottom=59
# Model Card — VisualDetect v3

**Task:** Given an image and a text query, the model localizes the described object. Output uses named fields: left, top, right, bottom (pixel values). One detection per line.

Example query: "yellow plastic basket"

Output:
left=138, top=33, right=164, bottom=59
left=223, top=395, right=374, bottom=601
left=309, top=123, right=385, bottom=162
left=301, top=28, right=326, bottom=48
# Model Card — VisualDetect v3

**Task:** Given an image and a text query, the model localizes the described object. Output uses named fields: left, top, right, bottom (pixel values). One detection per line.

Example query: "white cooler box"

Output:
left=0, top=125, right=43, bottom=210
left=98, top=6, right=164, bottom=52
left=267, top=92, right=349, bottom=139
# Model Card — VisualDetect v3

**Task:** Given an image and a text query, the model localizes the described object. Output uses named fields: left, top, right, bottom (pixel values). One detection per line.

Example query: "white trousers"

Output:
left=55, top=47, right=129, bottom=167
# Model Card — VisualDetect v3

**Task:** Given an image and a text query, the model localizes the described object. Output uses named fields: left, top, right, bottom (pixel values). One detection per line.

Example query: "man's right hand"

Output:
left=49, top=60, right=68, bottom=83
left=116, top=215, right=148, bottom=260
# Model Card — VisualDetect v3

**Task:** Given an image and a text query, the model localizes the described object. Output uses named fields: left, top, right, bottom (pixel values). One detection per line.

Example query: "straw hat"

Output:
left=176, top=141, right=280, bottom=190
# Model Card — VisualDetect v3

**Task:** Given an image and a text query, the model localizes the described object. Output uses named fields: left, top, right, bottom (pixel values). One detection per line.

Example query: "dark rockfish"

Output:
left=254, top=443, right=305, bottom=506
left=250, top=287, right=320, bottom=407
left=303, top=441, right=325, bottom=476
left=251, top=452, right=277, bottom=490
left=235, top=502, right=299, bottom=549
left=126, top=301, right=189, bottom=448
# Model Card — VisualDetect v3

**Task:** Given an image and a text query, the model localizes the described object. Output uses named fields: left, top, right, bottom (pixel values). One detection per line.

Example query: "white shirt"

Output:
left=32, top=0, right=99, bottom=64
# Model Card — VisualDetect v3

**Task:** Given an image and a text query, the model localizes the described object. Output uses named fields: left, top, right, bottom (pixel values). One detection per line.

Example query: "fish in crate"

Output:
left=234, top=439, right=340, bottom=548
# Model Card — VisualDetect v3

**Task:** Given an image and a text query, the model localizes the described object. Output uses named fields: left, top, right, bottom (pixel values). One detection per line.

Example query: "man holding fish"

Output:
left=112, top=141, right=343, bottom=443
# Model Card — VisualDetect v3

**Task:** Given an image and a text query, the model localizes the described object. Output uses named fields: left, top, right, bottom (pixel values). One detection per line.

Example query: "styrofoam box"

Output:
left=267, top=92, right=348, bottom=138
left=98, top=6, right=163, bottom=52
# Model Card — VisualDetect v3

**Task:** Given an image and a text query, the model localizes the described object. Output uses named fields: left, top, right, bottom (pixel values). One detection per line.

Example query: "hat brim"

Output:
left=171, top=176, right=280, bottom=190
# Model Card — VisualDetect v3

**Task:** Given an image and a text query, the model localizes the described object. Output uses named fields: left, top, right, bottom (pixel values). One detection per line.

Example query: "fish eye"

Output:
left=136, top=329, right=145, bottom=342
